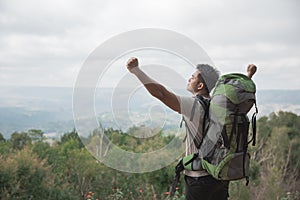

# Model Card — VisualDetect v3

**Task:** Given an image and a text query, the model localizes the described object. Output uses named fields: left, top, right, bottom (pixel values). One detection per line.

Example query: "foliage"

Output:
left=0, top=111, right=299, bottom=199
left=0, top=147, right=77, bottom=199
left=229, top=111, right=300, bottom=200
left=0, top=132, right=5, bottom=142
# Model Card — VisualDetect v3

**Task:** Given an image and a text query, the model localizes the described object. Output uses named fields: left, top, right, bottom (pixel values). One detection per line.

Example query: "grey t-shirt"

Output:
left=179, top=95, right=209, bottom=177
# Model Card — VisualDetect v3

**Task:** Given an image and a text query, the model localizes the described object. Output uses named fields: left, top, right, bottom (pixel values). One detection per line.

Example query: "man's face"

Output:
left=186, top=70, right=201, bottom=94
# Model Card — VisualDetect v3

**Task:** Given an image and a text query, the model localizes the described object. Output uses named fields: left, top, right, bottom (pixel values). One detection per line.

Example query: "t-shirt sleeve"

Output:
left=178, top=95, right=196, bottom=119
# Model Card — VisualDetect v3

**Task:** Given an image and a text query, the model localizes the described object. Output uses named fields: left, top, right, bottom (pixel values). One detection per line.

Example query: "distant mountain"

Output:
left=0, top=86, right=73, bottom=138
left=256, top=90, right=300, bottom=117
left=0, top=86, right=299, bottom=138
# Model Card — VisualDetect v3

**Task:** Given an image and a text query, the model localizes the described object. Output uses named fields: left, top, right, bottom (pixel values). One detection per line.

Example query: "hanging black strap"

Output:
left=245, top=102, right=258, bottom=186
left=251, top=102, right=258, bottom=146
left=169, top=172, right=180, bottom=199
left=248, top=102, right=258, bottom=146
left=246, top=176, right=249, bottom=186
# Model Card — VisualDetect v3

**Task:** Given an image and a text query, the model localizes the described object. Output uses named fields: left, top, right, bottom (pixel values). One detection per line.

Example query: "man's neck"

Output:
left=193, top=92, right=210, bottom=99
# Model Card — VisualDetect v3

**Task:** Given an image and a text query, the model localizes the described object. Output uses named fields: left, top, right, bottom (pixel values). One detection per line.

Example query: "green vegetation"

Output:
left=229, top=111, right=300, bottom=200
left=0, top=111, right=299, bottom=199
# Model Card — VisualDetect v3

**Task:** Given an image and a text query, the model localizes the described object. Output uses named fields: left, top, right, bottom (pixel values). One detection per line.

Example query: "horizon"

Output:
left=1, top=0, right=299, bottom=90
left=1, top=85, right=300, bottom=90
left=1, top=87, right=300, bottom=138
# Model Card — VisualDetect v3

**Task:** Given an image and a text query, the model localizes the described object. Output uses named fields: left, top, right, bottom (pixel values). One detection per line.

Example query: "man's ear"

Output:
left=197, top=82, right=204, bottom=90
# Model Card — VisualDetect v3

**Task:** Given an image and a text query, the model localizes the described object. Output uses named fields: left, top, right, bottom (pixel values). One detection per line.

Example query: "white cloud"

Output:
left=0, top=0, right=299, bottom=89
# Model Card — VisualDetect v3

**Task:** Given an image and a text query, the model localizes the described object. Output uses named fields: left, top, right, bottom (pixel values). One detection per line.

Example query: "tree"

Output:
left=60, top=129, right=84, bottom=149
left=0, top=148, right=77, bottom=200
left=28, top=129, right=44, bottom=142
left=250, top=112, right=299, bottom=199
left=10, top=132, right=31, bottom=150
left=0, top=132, right=5, bottom=142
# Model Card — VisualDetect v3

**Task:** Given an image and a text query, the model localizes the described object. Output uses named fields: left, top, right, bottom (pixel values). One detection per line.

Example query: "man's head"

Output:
left=186, top=64, right=220, bottom=96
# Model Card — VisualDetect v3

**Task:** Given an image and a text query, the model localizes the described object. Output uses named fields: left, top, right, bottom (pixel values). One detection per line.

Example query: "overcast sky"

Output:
left=0, top=0, right=299, bottom=89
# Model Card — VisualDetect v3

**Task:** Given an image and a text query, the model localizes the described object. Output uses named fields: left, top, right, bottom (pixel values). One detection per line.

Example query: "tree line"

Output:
left=0, top=111, right=299, bottom=199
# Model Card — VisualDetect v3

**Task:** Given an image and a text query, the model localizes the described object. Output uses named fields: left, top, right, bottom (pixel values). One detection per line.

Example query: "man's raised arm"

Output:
left=126, top=57, right=181, bottom=113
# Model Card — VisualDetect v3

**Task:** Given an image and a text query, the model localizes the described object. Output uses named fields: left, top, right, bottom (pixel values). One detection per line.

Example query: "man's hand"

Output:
left=127, top=57, right=139, bottom=73
left=247, top=64, right=257, bottom=79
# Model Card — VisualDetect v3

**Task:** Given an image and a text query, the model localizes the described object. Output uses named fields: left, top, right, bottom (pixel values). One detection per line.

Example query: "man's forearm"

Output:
left=131, top=67, right=166, bottom=100
left=127, top=57, right=180, bottom=113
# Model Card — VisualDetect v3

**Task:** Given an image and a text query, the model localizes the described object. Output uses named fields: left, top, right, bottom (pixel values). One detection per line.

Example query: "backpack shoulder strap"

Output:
left=190, top=95, right=210, bottom=120
left=190, top=94, right=211, bottom=149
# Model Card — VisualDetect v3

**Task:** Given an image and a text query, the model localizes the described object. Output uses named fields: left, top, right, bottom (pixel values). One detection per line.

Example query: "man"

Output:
left=126, top=57, right=256, bottom=200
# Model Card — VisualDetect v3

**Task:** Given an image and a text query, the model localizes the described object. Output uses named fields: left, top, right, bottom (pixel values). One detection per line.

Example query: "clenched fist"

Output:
left=247, top=64, right=257, bottom=79
left=127, top=57, right=139, bottom=73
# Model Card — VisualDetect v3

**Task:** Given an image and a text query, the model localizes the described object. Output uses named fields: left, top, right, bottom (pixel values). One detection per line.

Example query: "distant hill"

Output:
left=0, top=86, right=299, bottom=138
left=256, top=90, right=300, bottom=117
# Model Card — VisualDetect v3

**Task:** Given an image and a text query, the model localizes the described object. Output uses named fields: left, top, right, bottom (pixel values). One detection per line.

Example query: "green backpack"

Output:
left=184, top=73, right=258, bottom=184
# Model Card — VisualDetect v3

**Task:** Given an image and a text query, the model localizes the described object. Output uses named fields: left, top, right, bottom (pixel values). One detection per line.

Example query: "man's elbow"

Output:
left=160, top=94, right=181, bottom=114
